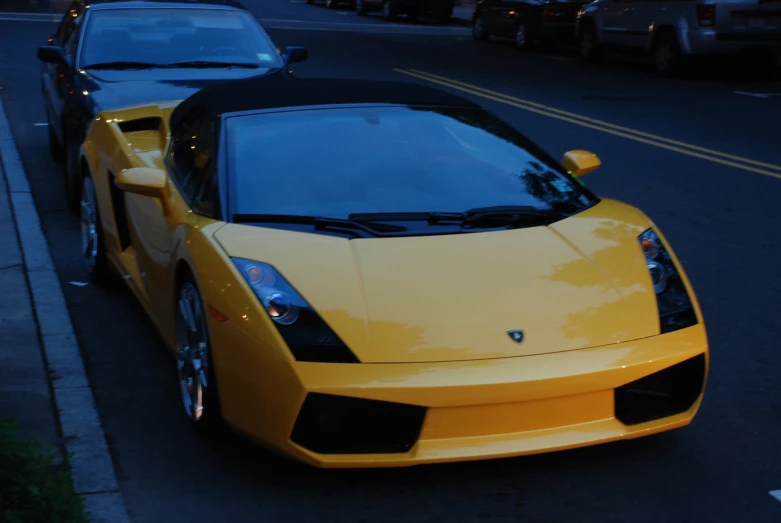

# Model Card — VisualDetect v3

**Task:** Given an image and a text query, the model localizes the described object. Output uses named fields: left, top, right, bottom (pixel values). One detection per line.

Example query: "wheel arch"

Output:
left=649, top=24, right=678, bottom=51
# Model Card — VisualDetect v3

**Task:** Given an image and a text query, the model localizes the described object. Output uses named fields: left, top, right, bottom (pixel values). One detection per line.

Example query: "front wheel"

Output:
left=176, top=274, right=223, bottom=435
left=514, top=22, right=530, bottom=49
left=472, top=15, right=489, bottom=41
left=80, top=174, right=112, bottom=287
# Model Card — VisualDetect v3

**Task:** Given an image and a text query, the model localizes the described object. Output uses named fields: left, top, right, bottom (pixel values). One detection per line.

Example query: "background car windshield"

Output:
left=79, top=8, right=283, bottom=68
left=226, top=106, right=596, bottom=218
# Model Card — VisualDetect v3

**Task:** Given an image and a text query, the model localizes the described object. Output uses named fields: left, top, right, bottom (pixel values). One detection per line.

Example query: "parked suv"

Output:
left=575, top=0, right=781, bottom=74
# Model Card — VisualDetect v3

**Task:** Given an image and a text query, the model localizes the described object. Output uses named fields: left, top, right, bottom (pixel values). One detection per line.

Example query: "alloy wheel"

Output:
left=176, top=283, right=211, bottom=423
left=80, top=176, right=99, bottom=274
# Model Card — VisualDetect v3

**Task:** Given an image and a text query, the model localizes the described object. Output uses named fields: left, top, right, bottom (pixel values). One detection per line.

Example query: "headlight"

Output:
left=232, top=258, right=359, bottom=363
left=638, top=229, right=698, bottom=334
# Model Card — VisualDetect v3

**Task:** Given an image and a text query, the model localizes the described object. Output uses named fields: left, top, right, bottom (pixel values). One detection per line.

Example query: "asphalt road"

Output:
left=1, top=1, right=781, bottom=521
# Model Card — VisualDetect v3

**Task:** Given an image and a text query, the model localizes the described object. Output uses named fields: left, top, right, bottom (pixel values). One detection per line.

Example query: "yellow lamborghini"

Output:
left=78, top=75, right=709, bottom=468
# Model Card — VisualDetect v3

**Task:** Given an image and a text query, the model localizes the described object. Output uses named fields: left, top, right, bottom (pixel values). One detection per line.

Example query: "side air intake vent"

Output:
left=117, top=117, right=161, bottom=134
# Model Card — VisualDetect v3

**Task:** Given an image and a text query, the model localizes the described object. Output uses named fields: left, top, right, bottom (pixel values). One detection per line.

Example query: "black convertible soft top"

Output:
left=168, top=74, right=480, bottom=132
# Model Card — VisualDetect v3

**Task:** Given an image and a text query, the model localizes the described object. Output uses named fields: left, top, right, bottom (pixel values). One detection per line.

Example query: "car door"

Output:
left=599, top=0, right=642, bottom=46
left=478, top=0, right=508, bottom=34
left=42, top=1, right=85, bottom=139
left=124, top=112, right=218, bottom=327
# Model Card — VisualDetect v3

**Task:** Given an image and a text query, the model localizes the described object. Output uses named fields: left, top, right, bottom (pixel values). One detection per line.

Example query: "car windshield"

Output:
left=225, top=106, right=597, bottom=219
left=78, top=8, right=283, bottom=69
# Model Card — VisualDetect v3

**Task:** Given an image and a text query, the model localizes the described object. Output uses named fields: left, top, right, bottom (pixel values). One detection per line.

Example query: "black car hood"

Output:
left=81, top=67, right=286, bottom=111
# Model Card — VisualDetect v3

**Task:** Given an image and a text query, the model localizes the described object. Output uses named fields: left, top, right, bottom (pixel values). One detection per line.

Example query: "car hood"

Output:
left=214, top=199, right=662, bottom=364
left=82, top=68, right=284, bottom=111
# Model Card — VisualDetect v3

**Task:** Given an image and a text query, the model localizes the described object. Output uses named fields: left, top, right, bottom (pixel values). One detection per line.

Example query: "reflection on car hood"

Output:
left=214, top=198, right=663, bottom=364
left=82, top=68, right=284, bottom=111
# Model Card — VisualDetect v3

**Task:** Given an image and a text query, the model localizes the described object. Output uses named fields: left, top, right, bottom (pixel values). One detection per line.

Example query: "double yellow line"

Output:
left=395, top=68, right=781, bottom=181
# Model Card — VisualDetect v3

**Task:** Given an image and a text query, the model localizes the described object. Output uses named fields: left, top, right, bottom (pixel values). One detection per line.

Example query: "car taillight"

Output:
left=541, top=7, right=556, bottom=18
left=696, top=4, right=716, bottom=26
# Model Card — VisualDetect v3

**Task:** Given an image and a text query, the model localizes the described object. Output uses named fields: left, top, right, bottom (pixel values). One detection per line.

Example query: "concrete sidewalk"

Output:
left=0, top=98, right=130, bottom=522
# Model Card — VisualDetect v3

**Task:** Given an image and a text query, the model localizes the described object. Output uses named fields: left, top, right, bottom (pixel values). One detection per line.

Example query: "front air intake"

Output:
left=614, top=353, right=706, bottom=425
left=291, top=393, right=427, bottom=454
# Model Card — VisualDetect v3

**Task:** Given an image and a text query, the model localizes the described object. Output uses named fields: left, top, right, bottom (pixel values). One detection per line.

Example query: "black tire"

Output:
left=472, top=14, right=490, bottom=41
left=355, top=0, right=367, bottom=15
left=48, top=121, right=64, bottom=162
left=325, top=0, right=336, bottom=8
left=654, top=31, right=684, bottom=76
left=175, top=271, right=224, bottom=437
left=63, top=139, right=82, bottom=217
left=577, top=20, right=601, bottom=61
left=305, top=0, right=314, bottom=4
left=80, top=174, right=113, bottom=288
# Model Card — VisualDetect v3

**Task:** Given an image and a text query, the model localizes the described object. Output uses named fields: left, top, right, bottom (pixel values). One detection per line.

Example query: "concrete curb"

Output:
left=0, top=98, right=130, bottom=522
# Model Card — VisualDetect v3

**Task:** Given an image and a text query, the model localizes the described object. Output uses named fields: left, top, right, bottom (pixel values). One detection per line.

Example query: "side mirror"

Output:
left=562, top=149, right=601, bottom=177
left=114, top=168, right=171, bottom=214
left=38, top=45, right=69, bottom=67
left=284, top=46, right=308, bottom=65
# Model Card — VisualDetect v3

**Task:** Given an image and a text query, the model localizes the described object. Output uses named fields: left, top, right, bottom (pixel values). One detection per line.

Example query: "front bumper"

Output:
left=215, top=322, right=708, bottom=468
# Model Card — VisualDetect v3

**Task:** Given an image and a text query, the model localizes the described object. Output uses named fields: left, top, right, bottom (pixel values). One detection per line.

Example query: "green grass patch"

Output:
left=0, top=417, right=90, bottom=523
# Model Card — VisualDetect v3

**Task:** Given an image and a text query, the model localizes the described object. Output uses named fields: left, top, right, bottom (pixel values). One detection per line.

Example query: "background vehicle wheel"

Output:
left=514, top=21, right=530, bottom=49
left=577, top=21, right=601, bottom=60
left=325, top=0, right=336, bottom=8
left=175, top=272, right=223, bottom=436
left=472, top=15, right=489, bottom=40
left=305, top=0, right=313, bottom=4
left=654, top=31, right=684, bottom=76
left=63, top=139, right=82, bottom=217
left=355, top=0, right=367, bottom=15
left=382, top=0, right=396, bottom=20
left=47, top=120, right=64, bottom=162
left=80, top=174, right=113, bottom=287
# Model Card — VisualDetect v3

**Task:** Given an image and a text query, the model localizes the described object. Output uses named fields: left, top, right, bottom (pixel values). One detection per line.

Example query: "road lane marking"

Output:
left=396, top=68, right=781, bottom=180
left=34, top=123, right=48, bottom=126
left=771, top=490, right=781, bottom=503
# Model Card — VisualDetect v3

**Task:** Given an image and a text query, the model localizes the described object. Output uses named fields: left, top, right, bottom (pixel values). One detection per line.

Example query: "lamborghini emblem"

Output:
left=507, top=329, right=524, bottom=344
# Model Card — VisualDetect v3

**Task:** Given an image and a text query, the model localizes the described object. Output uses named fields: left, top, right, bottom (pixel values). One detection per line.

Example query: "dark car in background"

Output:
left=471, top=0, right=586, bottom=48
left=305, top=0, right=355, bottom=9
left=355, top=0, right=456, bottom=22
left=37, top=0, right=307, bottom=215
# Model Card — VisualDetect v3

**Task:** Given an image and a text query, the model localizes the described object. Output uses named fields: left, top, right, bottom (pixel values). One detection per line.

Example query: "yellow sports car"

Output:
left=79, top=75, right=708, bottom=468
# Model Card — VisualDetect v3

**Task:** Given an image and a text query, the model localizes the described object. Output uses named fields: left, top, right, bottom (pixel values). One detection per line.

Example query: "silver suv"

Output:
left=575, top=0, right=781, bottom=74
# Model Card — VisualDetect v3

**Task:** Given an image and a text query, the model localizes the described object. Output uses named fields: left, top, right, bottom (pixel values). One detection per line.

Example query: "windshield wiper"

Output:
left=350, top=206, right=567, bottom=228
left=231, top=213, right=407, bottom=238
left=349, top=211, right=464, bottom=224
left=461, top=205, right=567, bottom=228
left=81, top=61, right=172, bottom=70
left=166, top=60, right=260, bottom=69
